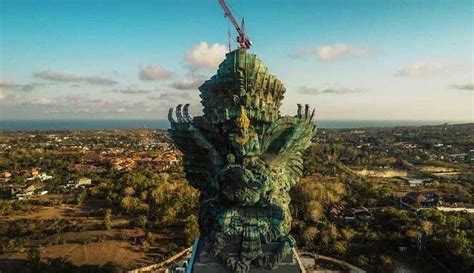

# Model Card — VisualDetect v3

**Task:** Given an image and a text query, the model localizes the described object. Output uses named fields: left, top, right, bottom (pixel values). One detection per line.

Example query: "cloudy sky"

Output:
left=0, top=0, right=472, bottom=121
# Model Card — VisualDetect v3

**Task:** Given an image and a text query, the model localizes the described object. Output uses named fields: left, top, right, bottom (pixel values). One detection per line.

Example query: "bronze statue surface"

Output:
left=169, top=49, right=316, bottom=273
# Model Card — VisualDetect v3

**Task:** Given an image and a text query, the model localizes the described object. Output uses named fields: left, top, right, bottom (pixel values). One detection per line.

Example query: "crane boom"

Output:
left=218, top=0, right=252, bottom=49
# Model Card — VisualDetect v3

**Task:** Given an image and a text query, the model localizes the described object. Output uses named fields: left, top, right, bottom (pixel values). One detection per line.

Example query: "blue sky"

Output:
left=0, top=0, right=472, bottom=120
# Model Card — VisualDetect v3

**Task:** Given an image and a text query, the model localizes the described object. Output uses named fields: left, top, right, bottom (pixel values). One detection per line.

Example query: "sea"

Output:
left=0, top=119, right=469, bottom=131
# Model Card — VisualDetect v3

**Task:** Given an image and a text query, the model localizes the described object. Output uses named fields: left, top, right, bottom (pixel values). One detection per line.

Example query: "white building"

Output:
left=38, top=173, right=53, bottom=181
left=77, top=178, right=92, bottom=187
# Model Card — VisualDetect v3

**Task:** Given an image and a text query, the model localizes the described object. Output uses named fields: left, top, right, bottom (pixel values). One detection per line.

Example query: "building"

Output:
left=400, top=192, right=439, bottom=209
left=405, top=178, right=430, bottom=187
left=448, top=153, right=467, bottom=163
left=0, top=171, right=12, bottom=182
left=327, top=204, right=373, bottom=221
left=38, top=172, right=53, bottom=181
left=25, top=171, right=53, bottom=182
left=14, top=184, right=36, bottom=200
left=77, top=177, right=92, bottom=187
left=30, top=168, right=39, bottom=177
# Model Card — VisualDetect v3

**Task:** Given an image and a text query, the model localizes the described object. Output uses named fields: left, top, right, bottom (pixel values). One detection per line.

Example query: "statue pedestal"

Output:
left=186, top=239, right=305, bottom=273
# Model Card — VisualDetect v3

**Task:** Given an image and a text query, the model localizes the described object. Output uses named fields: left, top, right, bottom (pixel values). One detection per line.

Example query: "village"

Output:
left=0, top=130, right=181, bottom=203
left=0, top=123, right=472, bottom=272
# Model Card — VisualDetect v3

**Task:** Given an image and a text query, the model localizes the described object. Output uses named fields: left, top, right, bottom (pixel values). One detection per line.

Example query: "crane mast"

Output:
left=218, top=0, right=252, bottom=49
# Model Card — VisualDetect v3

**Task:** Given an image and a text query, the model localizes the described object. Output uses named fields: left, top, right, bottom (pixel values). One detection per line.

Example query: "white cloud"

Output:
left=148, top=91, right=191, bottom=102
left=316, top=43, right=372, bottom=61
left=0, top=91, right=5, bottom=101
left=289, top=43, right=373, bottom=61
left=0, top=78, right=47, bottom=91
left=82, top=76, right=117, bottom=85
left=289, top=47, right=310, bottom=59
left=64, top=94, right=103, bottom=105
left=171, top=77, right=204, bottom=90
left=298, top=84, right=366, bottom=95
left=29, top=98, right=57, bottom=106
left=139, top=64, right=173, bottom=81
left=185, top=42, right=227, bottom=70
left=452, top=83, right=474, bottom=91
left=55, top=95, right=148, bottom=114
left=34, top=71, right=77, bottom=82
left=34, top=70, right=117, bottom=85
left=396, top=60, right=463, bottom=77
left=111, top=85, right=158, bottom=95
left=0, top=78, right=15, bottom=87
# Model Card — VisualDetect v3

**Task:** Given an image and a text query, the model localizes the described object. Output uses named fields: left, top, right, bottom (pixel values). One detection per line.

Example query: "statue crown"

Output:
left=199, top=49, right=286, bottom=124
left=235, top=107, right=250, bottom=129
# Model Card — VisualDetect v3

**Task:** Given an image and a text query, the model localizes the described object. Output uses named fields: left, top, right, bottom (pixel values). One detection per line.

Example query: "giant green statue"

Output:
left=169, top=49, right=316, bottom=273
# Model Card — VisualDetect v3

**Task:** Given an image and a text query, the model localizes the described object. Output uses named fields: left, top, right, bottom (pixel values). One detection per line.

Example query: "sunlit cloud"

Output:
left=139, top=64, right=173, bottom=81
left=82, top=77, right=117, bottom=85
left=34, top=71, right=76, bottom=82
left=0, top=78, right=47, bottom=91
left=396, top=60, right=464, bottom=77
left=34, top=70, right=117, bottom=85
left=34, top=94, right=150, bottom=114
left=148, top=90, right=191, bottom=103
left=451, top=83, right=474, bottom=91
left=27, top=98, right=58, bottom=106
left=0, top=78, right=15, bottom=87
left=317, top=43, right=373, bottom=61
left=185, top=42, right=227, bottom=70
left=298, top=84, right=366, bottom=95
left=171, top=77, right=204, bottom=90
left=111, top=84, right=158, bottom=95
left=290, top=43, right=373, bottom=62
left=289, top=47, right=311, bottom=59
left=64, top=94, right=104, bottom=105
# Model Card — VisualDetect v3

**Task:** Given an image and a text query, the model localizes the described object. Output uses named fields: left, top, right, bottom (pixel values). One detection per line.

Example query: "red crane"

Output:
left=218, top=0, right=252, bottom=49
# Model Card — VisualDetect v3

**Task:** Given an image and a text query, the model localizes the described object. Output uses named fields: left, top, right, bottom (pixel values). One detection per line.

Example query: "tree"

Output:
left=446, top=231, right=472, bottom=256
left=302, top=226, right=318, bottom=248
left=136, top=215, right=147, bottom=229
left=101, top=261, right=123, bottom=273
left=104, top=209, right=112, bottom=230
left=184, top=215, right=199, bottom=245
left=75, top=191, right=87, bottom=205
left=27, top=247, right=41, bottom=269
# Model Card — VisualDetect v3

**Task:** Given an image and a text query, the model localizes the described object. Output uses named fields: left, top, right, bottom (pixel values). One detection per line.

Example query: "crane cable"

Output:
left=227, top=0, right=251, bottom=48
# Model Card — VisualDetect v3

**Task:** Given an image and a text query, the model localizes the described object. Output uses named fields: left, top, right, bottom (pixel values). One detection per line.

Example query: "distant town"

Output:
left=0, top=123, right=472, bottom=272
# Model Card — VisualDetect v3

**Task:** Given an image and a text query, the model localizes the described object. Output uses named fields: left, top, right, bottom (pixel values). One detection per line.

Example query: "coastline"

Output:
left=0, top=119, right=471, bottom=131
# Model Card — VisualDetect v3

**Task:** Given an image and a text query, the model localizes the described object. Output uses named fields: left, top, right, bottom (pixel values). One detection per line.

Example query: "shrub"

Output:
left=103, top=209, right=112, bottom=230
left=184, top=215, right=199, bottom=245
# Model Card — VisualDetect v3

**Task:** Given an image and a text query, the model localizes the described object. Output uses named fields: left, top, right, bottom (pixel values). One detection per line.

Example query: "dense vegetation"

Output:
left=0, top=124, right=473, bottom=272
left=292, top=135, right=473, bottom=272
left=89, top=166, right=199, bottom=242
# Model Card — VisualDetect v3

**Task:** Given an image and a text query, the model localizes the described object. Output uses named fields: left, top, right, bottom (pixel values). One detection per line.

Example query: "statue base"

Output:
left=186, top=238, right=306, bottom=273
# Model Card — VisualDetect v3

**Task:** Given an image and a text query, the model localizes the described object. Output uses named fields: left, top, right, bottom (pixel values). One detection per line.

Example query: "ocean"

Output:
left=0, top=119, right=467, bottom=132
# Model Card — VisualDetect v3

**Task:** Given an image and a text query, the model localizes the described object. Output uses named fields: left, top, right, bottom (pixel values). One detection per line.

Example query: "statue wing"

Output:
left=168, top=104, right=223, bottom=194
left=261, top=104, right=316, bottom=187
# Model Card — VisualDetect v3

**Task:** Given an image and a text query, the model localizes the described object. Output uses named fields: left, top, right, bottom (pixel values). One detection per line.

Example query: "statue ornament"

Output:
left=169, top=48, right=316, bottom=273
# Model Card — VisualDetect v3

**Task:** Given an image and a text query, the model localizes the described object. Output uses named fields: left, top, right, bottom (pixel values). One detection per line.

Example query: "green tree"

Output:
left=104, top=209, right=112, bottom=230
left=136, top=214, right=148, bottom=229
left=184, top=215, right=200, bottom=245
left=101, top=261, right=123, bottom=273
left=27, top=247, right=41, bottom=265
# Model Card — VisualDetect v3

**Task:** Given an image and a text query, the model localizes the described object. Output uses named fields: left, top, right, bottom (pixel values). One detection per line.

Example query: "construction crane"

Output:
left=218, top=0, right=252, bottom=49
